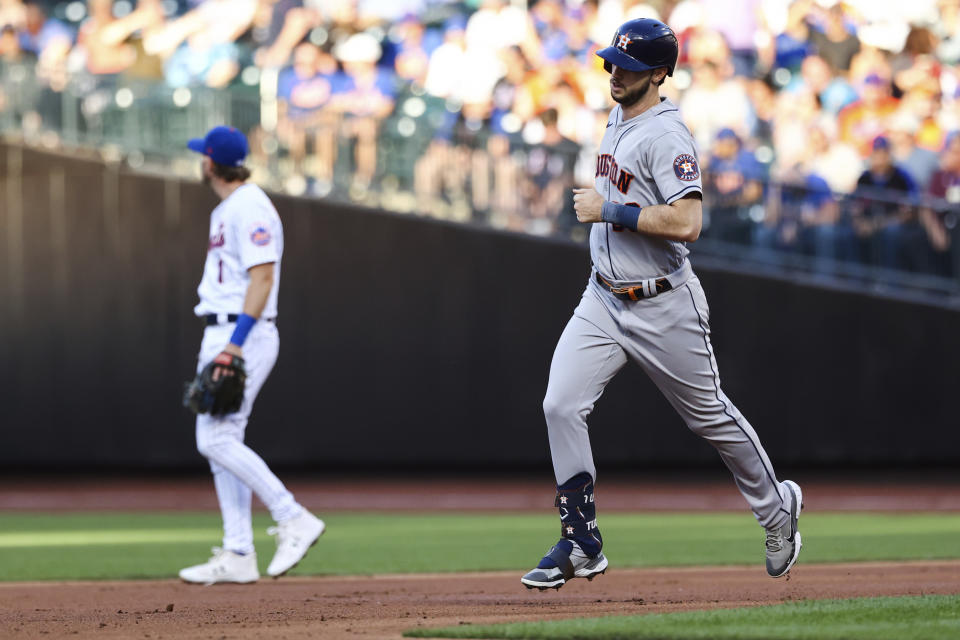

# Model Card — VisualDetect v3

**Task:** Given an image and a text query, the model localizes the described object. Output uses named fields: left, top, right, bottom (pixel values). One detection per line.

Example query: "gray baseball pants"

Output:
left=543, top=266, right=791, bottom=530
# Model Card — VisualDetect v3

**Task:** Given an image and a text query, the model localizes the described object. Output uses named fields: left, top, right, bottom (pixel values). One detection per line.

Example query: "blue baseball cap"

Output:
left=443, top=14, right=467, bottom=33
left=187, top=126, right=249, bottom=167
left=872, top=135, right=891, bottom=151
left=716, top=127, right=739, bottom=141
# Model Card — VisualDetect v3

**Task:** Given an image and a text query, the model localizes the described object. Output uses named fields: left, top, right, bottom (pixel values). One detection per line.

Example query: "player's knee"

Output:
left=542, top=391, right=570, bottom=425
left=196, top=434, right=233, bottom=463
left=683, top=419, right=710, bottom=438
left=543, top=392, right=568, bottom=425
left=195, top=438, right=217, bottom=461
left=681, top=408, right=732, bottom=438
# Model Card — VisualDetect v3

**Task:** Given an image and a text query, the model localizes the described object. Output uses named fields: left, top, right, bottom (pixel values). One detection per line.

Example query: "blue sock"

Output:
left=536, top=539, right=573, bottom=569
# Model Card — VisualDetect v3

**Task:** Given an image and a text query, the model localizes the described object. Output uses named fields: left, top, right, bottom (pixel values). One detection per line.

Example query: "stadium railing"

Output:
left=2, top=61, right=957, bottom=299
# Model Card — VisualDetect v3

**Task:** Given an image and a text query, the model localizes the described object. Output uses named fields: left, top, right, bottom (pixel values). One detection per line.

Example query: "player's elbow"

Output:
left=249, top=262, right=275, bottom=285
left=675, top=211, right=701, bottom=242
left=682, top=216, right=702, bottom=242
left=672, top=194, right=702, bottom=242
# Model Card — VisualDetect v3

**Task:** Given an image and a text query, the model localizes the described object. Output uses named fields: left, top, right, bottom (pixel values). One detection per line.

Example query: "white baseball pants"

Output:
left=195, top=321, right=303, bottom=554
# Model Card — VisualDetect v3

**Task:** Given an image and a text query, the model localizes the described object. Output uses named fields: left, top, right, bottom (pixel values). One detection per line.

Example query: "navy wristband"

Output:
left=229, top=313, right=257, bottom=347
left=601, top=201, right=641, bottom=230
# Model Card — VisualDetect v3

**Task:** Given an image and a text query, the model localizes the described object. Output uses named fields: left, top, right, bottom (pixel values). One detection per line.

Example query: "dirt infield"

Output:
left=3, top=561, right=960, bottom=639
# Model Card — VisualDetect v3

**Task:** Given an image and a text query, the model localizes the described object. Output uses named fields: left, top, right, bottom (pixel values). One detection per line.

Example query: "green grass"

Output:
left=404, top=594, right=960, bottom=639
left=0, top=511, right=958, bottom=581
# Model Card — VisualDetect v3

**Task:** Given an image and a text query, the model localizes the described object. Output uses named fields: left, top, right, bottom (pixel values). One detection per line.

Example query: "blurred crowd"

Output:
left=1, top=0, right=959, bottom=277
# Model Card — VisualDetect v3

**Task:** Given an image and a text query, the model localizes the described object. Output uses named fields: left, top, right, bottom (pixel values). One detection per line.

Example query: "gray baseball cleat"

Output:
left=521, top=539, right=608, bottom=591
left=766, top=479, right=804, bottom=578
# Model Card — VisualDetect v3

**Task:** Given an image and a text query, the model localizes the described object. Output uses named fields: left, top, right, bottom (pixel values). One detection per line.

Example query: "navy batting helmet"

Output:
left=596, top=18, right=678, bottom=76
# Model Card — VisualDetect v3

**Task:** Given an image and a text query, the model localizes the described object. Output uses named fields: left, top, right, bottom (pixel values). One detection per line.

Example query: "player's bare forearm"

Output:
left=576, top=188, right=702, bottom=242
left=637, top=195, right=703, bottom=242
left=223, top=263, right=274, bottom=357
left=243, top=263, right=275, bottom=319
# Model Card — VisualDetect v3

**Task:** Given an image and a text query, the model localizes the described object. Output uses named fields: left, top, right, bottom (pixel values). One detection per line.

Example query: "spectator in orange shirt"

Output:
left=900, top=85, right=947, bottom=153
left=838, top=73, right=899, bottom=156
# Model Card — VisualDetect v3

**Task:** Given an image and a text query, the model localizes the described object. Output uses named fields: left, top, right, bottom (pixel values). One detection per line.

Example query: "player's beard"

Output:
left=611, top=76, right=653, bottom=107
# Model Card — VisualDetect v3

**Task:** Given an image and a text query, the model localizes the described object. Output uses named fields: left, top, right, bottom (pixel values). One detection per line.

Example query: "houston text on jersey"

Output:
left=595, top=154, right=636, bottom=195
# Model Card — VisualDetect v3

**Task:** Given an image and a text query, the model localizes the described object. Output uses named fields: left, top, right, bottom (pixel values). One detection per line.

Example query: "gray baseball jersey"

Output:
left=542, top=96, right=795, bottom=534
left=590, top=97, right=701, bottom=281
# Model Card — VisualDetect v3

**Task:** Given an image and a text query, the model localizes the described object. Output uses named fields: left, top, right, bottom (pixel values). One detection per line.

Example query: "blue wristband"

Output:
left=601, top=201, right=641, bottom=230
left=229, top=313, right=257, bottom=347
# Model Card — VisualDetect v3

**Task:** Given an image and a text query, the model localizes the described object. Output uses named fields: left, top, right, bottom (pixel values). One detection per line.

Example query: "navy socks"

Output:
left=554, top=472, right=602, bottom=557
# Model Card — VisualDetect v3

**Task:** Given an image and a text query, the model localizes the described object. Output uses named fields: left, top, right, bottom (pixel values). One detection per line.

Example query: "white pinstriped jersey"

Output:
left=590, top=97, right=702, bottom=282
left=194, top=184, right=283, bottom=318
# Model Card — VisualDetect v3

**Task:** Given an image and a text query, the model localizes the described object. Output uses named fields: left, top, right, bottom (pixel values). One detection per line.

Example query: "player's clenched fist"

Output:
left=573, top=188, right=604, bottom=223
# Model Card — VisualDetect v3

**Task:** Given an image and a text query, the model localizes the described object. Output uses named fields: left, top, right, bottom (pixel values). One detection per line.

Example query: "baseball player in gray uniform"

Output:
left=521, top=19, right=803, bottom=591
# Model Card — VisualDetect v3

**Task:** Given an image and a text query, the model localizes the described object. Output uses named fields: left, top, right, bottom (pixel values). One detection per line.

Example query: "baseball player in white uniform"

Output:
left=521, top=19, right=804, bottom=591
left=179, top=126, right=325, bottom=585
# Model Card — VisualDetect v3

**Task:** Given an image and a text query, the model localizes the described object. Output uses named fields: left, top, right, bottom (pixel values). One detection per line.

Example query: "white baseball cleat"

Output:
left=179, top=547, right=259, bottom=585
left=266, top=511, right=326, bottom=577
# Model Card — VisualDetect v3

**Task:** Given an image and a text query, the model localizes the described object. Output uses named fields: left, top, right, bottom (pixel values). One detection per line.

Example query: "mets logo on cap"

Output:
left=673, top=154, right=700, bottom=181
left=250, top=225, right=271, bottom=246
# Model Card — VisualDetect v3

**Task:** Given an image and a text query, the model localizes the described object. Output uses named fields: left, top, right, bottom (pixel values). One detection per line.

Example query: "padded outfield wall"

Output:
left=1, top=144, right=957, bottom=470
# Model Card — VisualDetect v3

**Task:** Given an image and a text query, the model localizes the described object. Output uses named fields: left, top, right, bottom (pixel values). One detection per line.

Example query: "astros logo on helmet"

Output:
left=597, top=18, right=679, bottom=76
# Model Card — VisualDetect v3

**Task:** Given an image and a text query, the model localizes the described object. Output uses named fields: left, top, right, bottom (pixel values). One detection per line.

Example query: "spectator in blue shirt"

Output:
left=852, top=136, right=931, bottom=271
left=756, top=169, right=852, bottom=268
left=888, top=113, right=940, bottom=191
left=333, top=32, right=396, bottom=188
left=275, top=42, right=340, bottom=187
left=790, top=55, right=857, bottom=115
left=796, top=172, right=857, bottom=263
left=164, top=34, right=240, bottom=88
left=531, top=0, right=568, bottom=62
left=277, top=43, right=338, bottom=120
left=391, top=14, right=440, bottom=87
left=703, top=128, right=764, bottom=244
left=19, top=2, right=73, bottom=63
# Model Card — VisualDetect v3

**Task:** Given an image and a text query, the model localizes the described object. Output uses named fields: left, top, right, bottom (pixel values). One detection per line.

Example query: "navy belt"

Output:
left=202, top=314, right=275, bottom=326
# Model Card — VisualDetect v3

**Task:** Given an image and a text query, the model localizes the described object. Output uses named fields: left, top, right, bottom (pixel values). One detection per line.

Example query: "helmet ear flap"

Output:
left=603, top=60, right=612, bottom=73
